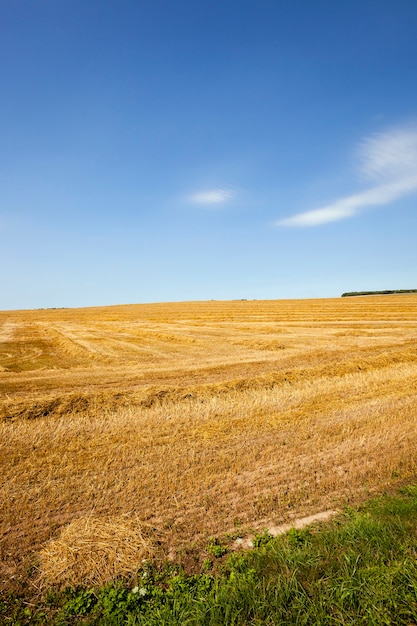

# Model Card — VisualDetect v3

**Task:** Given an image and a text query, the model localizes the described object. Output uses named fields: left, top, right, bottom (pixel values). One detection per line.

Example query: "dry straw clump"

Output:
left=38, top=515, right=163, bottom=588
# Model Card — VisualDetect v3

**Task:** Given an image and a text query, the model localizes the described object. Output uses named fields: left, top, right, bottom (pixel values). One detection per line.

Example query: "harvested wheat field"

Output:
left=1, top=296, right=417, bottom=592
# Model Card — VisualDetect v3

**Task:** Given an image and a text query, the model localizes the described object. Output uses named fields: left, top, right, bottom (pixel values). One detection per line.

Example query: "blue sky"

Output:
left=1, top=0, right=417, bottom=309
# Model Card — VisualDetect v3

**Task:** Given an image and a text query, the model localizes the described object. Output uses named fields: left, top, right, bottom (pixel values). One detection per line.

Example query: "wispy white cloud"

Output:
left=279, top=174, right=417, bottom=226
left=359, top=126, right=417, bottom=181
left=188, top=187, right=236, bottom=205
left=277, top=124, right=417, bottom=227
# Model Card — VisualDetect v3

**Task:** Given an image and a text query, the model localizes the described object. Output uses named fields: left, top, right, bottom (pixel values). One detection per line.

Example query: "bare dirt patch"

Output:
left=233, top=510, right=339, bottom=549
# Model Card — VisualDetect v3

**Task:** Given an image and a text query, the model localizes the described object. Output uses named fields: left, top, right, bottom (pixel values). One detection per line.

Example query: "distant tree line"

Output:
left=341, top=289, right=417, bottom=297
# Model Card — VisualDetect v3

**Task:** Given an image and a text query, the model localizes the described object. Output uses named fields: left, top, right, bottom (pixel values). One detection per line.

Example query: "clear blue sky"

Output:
left=1, top=0, right=417, bottom=309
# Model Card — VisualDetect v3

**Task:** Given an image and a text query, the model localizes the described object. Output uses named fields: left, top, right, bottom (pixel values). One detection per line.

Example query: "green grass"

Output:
left=3, top=485, right=417, bottom=625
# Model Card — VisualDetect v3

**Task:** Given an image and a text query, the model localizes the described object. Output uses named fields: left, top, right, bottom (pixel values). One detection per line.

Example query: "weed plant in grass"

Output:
left=3, top=485, right=417, bottom=625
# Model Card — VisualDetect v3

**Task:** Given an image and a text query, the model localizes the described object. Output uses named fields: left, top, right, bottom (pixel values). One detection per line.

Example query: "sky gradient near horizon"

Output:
left=1, top=0, right=417, bottom=309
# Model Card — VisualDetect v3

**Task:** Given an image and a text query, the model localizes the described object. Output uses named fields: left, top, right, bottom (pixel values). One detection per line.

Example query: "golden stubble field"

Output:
left=1, top=296, right=417, bottom=591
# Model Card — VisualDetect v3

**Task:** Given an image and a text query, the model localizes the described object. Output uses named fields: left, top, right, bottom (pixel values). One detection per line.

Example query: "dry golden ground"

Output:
left=1, top=297, right=417, bottom=590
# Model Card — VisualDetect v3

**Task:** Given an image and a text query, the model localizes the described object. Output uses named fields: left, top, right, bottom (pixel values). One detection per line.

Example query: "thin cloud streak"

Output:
left=188, top=187, right=236, bottom=205
left=359, top=126, right=417, bottom=181
left=279, top=173, right=417, bottom=226
left=278, top=125, right=417, bottom=227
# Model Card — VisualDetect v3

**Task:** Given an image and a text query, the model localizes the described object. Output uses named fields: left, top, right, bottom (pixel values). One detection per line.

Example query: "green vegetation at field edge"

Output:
left=2, top=485, right=417, bottom=625
left=341, top=289, right=417, bottom=297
